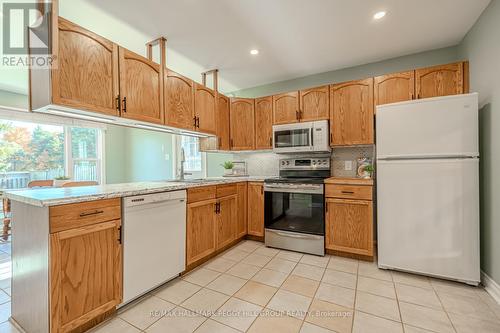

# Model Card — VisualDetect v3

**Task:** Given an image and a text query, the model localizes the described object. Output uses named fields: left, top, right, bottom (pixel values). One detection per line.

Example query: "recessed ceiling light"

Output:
left=373, top=11, right=386, bottom=20
left=250, top=49, right=259, bottom=55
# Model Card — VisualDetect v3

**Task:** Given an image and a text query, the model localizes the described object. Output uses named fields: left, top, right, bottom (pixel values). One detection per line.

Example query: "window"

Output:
left=0, top=119, right=104, bottom=189
left=175, top=136, right=205, bottom=179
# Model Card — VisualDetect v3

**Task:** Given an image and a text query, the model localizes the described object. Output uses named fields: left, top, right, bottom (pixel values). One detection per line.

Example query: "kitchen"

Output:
left=0, top=0, right=500, bottom=332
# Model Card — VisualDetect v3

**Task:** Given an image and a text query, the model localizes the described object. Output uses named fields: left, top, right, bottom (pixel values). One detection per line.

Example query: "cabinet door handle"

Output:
left=115, top=95, right=120, bottom=112
left=218, top=137, right=222, bottom=148
left=193, top=116, right=197, bottom=128
left=122, top=97, right=127, bottom=113
left=79, top=209, right=104, bottom=217
left=296, top=110, right=299, bottom=120
left=269, top=137, right=272, bottom=147
left=196, top=117, right=200, bottom=128
left=341, top=191, right=355, bottom=194
left=230, top=139, right=234, bottom=149
left=118, top=226, right=122, bottom=244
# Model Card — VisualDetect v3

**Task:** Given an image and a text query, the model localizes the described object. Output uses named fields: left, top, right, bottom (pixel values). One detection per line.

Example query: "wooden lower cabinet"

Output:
left=325, top=198, right=373, bottom=257
left=236, top=182, right=248, bottom=238
left=247, top=182, right=264, bottom=237
left=186, top=199, right=217, bottom=266
left=50, top=219, right=122, bottom=333
left=216, top=195, right=237, bottom=249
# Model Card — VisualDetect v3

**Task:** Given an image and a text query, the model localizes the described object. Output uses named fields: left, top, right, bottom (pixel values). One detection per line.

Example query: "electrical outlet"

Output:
left=344, top=160, right=353, bottom=171
left=164, top=153, right=170, bottom=161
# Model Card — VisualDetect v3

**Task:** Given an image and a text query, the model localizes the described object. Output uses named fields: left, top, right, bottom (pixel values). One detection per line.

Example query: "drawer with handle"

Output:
left=49, top=198, right=121, bottom=233
left=325, top=184, right=373, bottom=200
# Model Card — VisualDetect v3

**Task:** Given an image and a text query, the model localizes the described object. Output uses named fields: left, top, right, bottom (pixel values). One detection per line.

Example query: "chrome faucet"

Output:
left=178, top=148, right=192, bottom=180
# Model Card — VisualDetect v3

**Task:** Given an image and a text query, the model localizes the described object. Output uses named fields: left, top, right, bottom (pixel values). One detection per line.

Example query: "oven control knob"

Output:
left=286, top=161, right=290, bottom=165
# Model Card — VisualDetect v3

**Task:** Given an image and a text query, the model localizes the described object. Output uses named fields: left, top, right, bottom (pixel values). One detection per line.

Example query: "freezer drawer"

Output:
left=376, top=93, right=479, bottom=159
left=376, top=158, right=480, bottom=284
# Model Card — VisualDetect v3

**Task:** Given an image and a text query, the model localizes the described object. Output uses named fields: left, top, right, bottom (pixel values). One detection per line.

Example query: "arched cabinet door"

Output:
left=165, top=70, right=195, bottom=130
left=216, top=94, right=231, bottom=150
left=416, top=62, right=465, bottom=99
left=194, top=83, right=217, bottom=135
left=330, top=78, right=374, bottom=146
left=119, top=48, right=163, bottom=124
left=230, top=98, right=255, bottom=150
left=299, top=85, right=330, bottom=121
left=52, top=18, right=119, bottom=116
left=273, top=92, right=299, bottom=124
left=374, top=71, right=415, bottom=106
left=255, top=96, right=273, bottom=149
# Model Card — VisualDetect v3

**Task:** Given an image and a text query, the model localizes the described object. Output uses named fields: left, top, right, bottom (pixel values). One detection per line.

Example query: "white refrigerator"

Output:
left=376, top=93, right=480, bottom=285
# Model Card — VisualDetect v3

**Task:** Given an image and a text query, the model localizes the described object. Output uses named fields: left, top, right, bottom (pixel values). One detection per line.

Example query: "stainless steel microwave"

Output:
left=272, top=120, right=331, bottom=153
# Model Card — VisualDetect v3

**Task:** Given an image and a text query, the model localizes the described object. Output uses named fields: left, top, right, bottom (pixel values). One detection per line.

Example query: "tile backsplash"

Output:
left=331, top=146, right=375, bottom=178
left=233, top=146, right=375, bottom=179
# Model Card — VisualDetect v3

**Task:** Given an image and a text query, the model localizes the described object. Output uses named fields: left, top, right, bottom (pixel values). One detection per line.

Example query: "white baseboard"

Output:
left=481, top=270, right=500, bottom=304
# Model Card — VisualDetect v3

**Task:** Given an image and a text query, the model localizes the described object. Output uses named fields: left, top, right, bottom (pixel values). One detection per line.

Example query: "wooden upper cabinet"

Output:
left=299, top=85, right=330, bottom=121
left=230, top=98, right=255, bottom=150
left=325, top=198, right=373, bottom=257
left=374, top=71, right=415, bottom=106
left=273, top=91, right=299, bottom=124
left=216, top=195, right=237, bottom=250
left=186, top=199, right=217, bottom=266
left=165, top=70, right=195, bottom=130
left=52, top=18, right=119, bottom=116
left=330, top=78, right=374, bottom=146
left=217, top=94, right=231, bottom=150
left=247, top=182, right=264, bottom=237
left=254, top=96, right=273, bottom=150
left=119, top=48, right=163, bottom=124
left=194, top=83, right=217, bottom=135
left=415, top=62, right=465, bottom=99
left=50, top=219, right=122, bottom=333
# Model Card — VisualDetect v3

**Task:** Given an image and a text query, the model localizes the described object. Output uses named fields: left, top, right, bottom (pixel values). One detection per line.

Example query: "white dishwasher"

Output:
left=121, top=190, right=186, bottom=305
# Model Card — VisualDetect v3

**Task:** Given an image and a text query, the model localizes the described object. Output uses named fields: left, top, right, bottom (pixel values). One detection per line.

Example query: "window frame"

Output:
left=0, top=107, right=106, bottom=185
left=173, top=135, right=206, bottom=180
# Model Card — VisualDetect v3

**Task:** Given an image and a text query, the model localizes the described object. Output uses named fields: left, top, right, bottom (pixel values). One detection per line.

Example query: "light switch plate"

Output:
left=344, top=160, right=353, bottom=171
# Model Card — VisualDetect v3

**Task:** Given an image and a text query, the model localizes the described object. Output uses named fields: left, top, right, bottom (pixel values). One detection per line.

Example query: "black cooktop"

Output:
left=264, top=177, right=326, bottom=184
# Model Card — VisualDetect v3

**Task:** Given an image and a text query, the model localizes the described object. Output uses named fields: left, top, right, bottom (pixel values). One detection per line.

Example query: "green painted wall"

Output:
left=459, top=0, right=500, bottom=285
left=104, top=125, right=128, bottom=184
left=125, top=127, right=174, bottom=182
left=230, top=46, right=462, bottom=98
left=0, top=90, right=28, bottom=109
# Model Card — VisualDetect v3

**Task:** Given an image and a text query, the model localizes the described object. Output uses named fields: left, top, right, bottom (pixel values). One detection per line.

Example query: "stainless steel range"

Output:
left=264, top=156, right=330, bottom=256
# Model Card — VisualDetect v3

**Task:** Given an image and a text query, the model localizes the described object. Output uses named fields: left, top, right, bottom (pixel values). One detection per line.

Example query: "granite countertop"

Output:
left=2, top=176, right=270, bottom=207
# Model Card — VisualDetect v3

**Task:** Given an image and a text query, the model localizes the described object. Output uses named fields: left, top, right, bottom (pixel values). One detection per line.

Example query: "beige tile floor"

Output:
left=3, top=240, right=500, bottom=333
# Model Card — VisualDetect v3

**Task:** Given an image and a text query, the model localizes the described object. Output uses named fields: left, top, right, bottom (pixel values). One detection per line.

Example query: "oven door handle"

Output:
left=264, top=186, right=324, bottom=195
left=268, top=229, right=323, bottom=240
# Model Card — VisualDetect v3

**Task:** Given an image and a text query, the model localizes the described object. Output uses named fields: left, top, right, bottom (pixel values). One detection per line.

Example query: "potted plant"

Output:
left=221, top=161, right=234, bottom=176
left=53, top=176, right=71, bottom=187
left=362, top=164, right=375, bottom=179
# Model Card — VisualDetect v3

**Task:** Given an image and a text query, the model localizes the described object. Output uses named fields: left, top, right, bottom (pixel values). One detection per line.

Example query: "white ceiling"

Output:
left=0, top=0, right=492, bottom=95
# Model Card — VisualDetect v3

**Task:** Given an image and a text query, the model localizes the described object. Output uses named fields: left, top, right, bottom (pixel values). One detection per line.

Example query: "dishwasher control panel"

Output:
left=123, top=190, right=187, bottom=208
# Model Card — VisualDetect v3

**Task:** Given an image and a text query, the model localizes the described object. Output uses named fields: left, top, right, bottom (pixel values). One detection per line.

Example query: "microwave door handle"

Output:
left=310, top=127, right=314, bottom=147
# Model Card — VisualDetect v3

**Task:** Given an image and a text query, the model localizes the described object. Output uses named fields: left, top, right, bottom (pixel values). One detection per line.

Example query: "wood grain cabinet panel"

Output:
left=254, top=96, right=273, bottom=149
left=374, top=71, right=415, bottom=106
left=416, top=62, right=465, bottom=99
left=216, top=195, right=237, bottom=250
left=325, top=198, right=373, bottom=257
left=236, top=182, right=248, bottom=238
left=273, top=92, right=299, bottom=124
left=186, top=199, right=217, bottom=266
left=299, top=85, right=330, bottom=121
left=50, top=220, right=122, bottom=333
left=230, top=98, right=255, bottom=150
left=165, top=70, right=195, bottom=130
left=119, top=48, right=163, bottom=124
left=330, top=78, right=374, bottom=146
left=217, top=94, right=231, bottom=150
left=247, top=182, right=264, bottom=237
left=52, top=18, right=119, bottom=116
left=194, top=83, right=217, bottom=135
